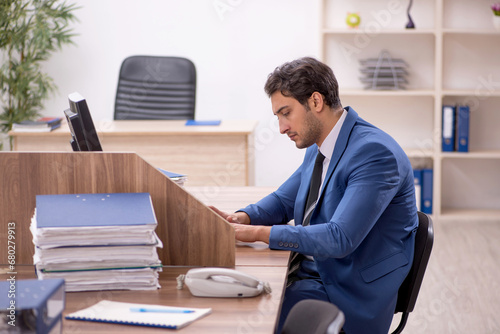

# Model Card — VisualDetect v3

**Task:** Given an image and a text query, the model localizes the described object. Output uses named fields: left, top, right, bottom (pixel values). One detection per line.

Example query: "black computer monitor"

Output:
left=64, top=92, right=102, bottom=151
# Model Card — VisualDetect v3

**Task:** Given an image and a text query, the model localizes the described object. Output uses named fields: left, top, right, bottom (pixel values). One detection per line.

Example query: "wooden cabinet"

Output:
left=320, top=0, right=500, bottom=221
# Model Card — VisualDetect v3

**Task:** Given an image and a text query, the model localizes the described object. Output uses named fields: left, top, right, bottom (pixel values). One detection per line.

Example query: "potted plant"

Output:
left=0, top=0, right=78, bottom=150
left=492, top=3, right=500, bottom=31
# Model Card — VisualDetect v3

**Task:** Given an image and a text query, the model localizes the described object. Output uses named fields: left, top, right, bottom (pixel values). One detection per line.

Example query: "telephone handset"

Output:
left=177, top=268, right=272, bottom=298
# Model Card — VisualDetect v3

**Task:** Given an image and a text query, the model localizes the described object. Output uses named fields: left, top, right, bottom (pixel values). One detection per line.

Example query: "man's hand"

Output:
left=233, top=224, right=271, bottom=244
left=209, top=206, right=250, bottom=225
left=209, top=206, right=271, bottom=244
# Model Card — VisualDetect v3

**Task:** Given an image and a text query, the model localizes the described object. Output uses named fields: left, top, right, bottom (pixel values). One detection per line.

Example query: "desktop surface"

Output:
left=3, top=249, right=288, bottom=333
left=9, top=119, right=257, bottom=136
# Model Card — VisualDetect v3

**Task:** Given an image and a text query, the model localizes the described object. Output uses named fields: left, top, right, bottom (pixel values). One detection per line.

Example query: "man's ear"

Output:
left=310, top=92, right=324, bottom=112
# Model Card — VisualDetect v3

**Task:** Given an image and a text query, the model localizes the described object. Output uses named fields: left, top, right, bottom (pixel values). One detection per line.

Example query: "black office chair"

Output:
left=114, top=55, right=196, bottom=120
left=391, top=211, right=434, bottom=334
left=281, top=299, right=345, bottom=334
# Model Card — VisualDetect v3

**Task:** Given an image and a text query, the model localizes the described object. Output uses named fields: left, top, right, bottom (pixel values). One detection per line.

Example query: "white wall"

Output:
left=40, top=0, right=320, bottom=186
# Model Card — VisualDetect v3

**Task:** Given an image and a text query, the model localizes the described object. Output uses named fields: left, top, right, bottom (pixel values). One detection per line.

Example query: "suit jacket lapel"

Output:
left=295, top=107, right=359, bottom=225
left=319, top=107, right=358, bottom=199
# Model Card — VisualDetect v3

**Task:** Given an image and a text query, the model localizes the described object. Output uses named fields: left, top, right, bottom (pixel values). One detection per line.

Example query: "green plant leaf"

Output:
left=0, top=0, right=80, bottom=150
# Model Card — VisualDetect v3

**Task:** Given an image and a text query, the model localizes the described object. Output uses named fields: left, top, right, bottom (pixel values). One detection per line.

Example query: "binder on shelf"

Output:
left=421, top=169, right=433, bottom=214
left=413, top=169, right=422, bottom=211
left=442, top=105, right=456, bottom=152
left=455, top=105, right=470, bottom=153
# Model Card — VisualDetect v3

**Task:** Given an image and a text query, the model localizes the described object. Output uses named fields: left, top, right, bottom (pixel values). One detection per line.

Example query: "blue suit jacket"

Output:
left=241, top=107, right=418, bottom=334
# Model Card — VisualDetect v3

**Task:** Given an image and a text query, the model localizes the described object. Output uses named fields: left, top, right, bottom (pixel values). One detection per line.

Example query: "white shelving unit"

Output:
left=320, top=0, right=500, bottom=222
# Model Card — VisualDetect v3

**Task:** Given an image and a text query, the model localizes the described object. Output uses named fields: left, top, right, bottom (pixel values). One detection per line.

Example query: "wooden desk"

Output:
left=2, top=247, right=289, bottom=333
left=8, top=120, right=257, bottom=186
left=1, top=186, right=290, bottom=333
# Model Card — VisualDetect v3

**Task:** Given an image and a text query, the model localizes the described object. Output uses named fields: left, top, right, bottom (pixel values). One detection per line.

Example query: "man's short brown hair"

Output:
left=264, top=57, right=342, bottom=109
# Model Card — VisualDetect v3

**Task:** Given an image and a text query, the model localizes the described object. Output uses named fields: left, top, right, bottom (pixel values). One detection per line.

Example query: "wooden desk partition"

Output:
left=0, top=152, right=235, bottom=266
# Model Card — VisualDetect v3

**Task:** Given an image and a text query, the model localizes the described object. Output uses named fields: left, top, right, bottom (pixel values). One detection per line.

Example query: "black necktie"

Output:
left=287, top=151, right=325, bottom=282
left=303, top=151, right=325, bottom=227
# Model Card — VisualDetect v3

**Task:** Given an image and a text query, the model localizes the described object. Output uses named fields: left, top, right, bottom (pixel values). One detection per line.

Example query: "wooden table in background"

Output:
left=185, top=185, right=276, bottom=213
left=9, top=120, right=257, bottom=186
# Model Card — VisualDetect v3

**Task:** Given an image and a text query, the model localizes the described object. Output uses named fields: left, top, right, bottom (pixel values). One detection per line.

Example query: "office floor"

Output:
left=389, top=219, right=500, bottom=334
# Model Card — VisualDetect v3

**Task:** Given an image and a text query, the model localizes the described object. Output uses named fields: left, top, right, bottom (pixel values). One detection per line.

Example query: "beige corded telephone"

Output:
left=177, top=267, right=272, bottom=298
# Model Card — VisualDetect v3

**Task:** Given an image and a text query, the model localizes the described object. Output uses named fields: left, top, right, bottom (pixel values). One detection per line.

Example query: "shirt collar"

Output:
left=318, top=108, right=348, bottom=161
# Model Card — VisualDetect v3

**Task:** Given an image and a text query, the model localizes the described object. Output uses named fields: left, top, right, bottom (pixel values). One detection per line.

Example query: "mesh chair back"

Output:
left=114, top=56, right=196, bottom=120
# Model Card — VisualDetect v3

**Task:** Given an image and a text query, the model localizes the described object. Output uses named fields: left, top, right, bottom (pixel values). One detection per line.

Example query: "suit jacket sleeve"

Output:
left=238, top=160, right=305, bottom=226
left=270, top=140, right=404, bottom=258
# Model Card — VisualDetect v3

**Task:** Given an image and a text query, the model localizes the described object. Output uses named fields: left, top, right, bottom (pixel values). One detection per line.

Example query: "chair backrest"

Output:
left=114, top=56, right=196, bottom=120
left=281, top=299, right=345, bottom=334
left=391, top=211, right=434, bottom=334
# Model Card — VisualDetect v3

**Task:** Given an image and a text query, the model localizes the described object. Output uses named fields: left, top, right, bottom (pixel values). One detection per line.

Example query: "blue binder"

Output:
left=455, top=105, right=470, bottom=152
left=413, top=169, right=422, bottom=211
left=158, top=168, right=186, bottom=179
left=442, top=105, right=456, bottom=152
left=421, top=169, right=433, bottom=214
left=35, top=193, right=157, bottom=228
left=0, top=278, right=65, bottom=333
left=185, top=120, right=221, bottom=126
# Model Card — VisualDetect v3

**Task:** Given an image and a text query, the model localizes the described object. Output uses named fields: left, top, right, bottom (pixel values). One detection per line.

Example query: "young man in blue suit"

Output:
left=211, top=57, right=418, bottom=334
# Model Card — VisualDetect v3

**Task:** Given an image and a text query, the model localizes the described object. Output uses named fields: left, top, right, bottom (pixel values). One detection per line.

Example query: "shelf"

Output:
left=322, top=28, right=435, bottom=35
left=441, top=150, right=500, bottom=159
left=442, top=90, right=500, bottom=98
left=405, top=149, right=434, bottom=158
left=439, top=208, right=500, bottom=222
left=323, top=33, right=435, bottom=90
left=340, top=89, right=435, bottom=97
left=442, top=29, right=500, bottom=36
left=442, top=32, right=500, bottom=91
left=443, top=0, right=498, bottom=32
left=322, top=0, right=500, bottom=221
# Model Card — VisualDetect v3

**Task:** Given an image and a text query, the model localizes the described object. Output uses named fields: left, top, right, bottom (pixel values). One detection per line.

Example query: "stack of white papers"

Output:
left=31, top=224, right=159, bottom=248
left=30, top=193, right=163, bottom=292
left=38, top=268, right=160, bottom=292
left=33, top=243, right=162, bottom=271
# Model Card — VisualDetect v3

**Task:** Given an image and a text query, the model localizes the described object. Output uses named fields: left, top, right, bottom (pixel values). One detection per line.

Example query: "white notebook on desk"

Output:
left=65, top=300, right=212, bottom=329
